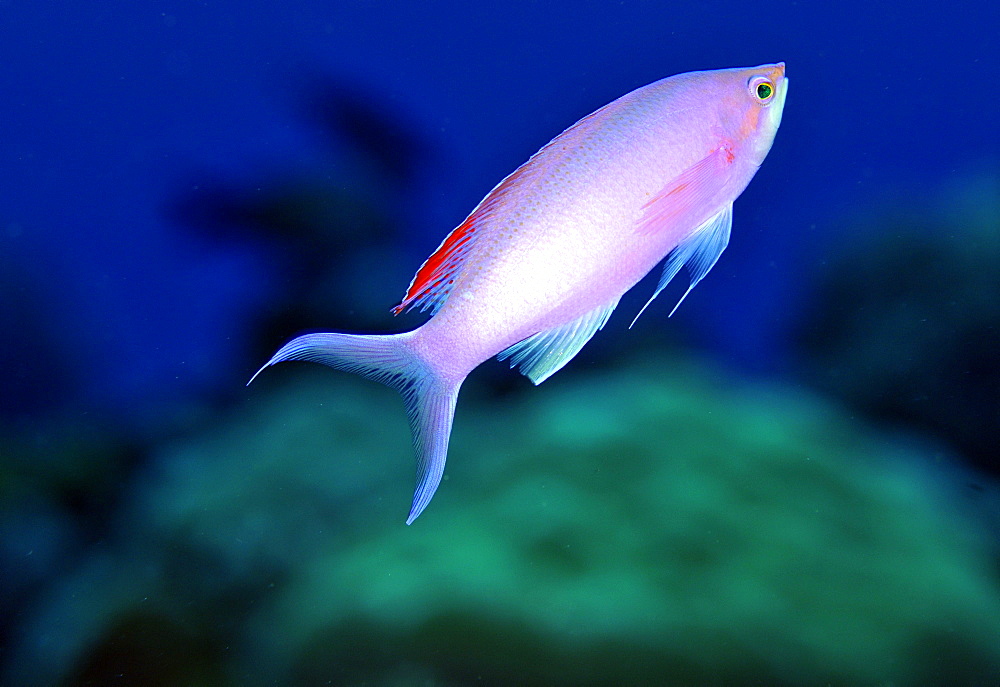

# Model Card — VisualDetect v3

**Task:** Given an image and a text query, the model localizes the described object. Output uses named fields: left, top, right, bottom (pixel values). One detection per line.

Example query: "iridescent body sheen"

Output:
left=251, top=64, right=788, bottom=523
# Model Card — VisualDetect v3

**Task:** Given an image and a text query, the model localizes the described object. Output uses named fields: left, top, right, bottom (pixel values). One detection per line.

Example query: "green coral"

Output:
left=6, top=359, right=1000, bottom=685
left=243, top=361, right=1000, bottom=685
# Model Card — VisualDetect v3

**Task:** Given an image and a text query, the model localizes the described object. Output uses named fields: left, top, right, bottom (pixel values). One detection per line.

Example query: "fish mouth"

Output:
left=767, top=73, right=788, bottom=131
left=749, top=66, right=787, bottom=164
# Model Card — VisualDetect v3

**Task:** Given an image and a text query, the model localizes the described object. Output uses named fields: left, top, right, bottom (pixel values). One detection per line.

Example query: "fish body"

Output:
left=251, top=64, right=788, bottom=523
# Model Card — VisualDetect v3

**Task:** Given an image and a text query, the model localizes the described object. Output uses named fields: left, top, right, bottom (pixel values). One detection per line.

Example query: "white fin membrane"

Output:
left=248, top=332, right=461, bottom=524
left=630, top=202, right=733, bottom=328
left=498, top=297, right=621, bottom=385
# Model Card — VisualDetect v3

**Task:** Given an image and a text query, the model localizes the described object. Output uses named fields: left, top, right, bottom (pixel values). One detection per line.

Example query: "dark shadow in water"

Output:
left=168, top=73, right=437, bottom=361
left=796, top=211, right=1000, bottom=477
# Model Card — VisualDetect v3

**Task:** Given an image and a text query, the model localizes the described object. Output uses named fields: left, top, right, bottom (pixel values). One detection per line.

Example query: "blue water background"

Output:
left=3, top=1, right=995, bottom=417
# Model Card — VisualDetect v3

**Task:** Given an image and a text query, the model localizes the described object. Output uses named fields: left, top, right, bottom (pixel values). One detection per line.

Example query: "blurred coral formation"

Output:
left=4, top=354, right=999, bottom=685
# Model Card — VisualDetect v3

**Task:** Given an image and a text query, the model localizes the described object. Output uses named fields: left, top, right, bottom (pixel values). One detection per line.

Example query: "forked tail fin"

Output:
left=248, top=331, right=462, bottom=524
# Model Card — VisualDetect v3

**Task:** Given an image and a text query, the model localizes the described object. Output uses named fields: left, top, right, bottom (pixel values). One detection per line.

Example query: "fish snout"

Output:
left=769, top=62, right=786, bottom=84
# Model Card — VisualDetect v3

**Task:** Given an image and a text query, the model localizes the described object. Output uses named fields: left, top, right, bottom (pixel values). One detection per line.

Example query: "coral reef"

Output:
left=4, top=357, right=999, bottom=685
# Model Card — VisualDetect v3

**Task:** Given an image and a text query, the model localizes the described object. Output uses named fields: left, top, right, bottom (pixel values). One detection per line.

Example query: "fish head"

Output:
left=711, top=63, right=787, bottom=166
left=745, top=63, right=787, bottom=164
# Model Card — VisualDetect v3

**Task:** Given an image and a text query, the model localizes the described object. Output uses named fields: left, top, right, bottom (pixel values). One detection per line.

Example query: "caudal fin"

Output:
left=248, top=331, right=461, bottom=524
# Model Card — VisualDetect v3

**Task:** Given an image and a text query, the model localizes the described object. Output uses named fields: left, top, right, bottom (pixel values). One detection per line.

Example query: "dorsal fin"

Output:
left=630, top=202, right=732, bottom=327
left=393, top=102, right=616, bottom=317
left=393, top=146, right=548, bottom=316
left=392, top=212, right=480, bottom=316
left=497, top=297, right=620, bottom=385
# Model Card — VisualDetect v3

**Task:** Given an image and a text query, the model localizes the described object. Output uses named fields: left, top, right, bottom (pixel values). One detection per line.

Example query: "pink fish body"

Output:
left=251, top=63, right=788, bottom=523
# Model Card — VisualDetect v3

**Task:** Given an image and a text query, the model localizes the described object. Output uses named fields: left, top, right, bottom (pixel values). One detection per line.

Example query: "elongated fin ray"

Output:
left=248, top=332, right=462, bottom=524
left=498, top=297, right=620, bottom=385
left=630, top=202, right=732, bottom=327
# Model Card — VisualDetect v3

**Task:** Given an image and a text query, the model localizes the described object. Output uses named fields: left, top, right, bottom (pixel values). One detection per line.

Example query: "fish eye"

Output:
left=749, top=76, right=774, bottom=103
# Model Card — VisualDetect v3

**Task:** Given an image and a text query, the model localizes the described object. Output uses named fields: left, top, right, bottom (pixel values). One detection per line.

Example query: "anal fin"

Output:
left=498, top=297, right=620, bottom=385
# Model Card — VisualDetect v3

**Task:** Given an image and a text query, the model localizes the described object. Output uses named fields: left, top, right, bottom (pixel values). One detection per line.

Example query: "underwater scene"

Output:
left=2, top=2, right=998, bottom=685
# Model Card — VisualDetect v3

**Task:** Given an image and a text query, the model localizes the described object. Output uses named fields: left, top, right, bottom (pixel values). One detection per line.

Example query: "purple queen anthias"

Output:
left=250, top=64, right=788, bottom=523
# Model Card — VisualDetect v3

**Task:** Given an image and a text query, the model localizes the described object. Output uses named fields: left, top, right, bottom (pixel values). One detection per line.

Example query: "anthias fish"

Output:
left=250, top=63, right=788, bottom=523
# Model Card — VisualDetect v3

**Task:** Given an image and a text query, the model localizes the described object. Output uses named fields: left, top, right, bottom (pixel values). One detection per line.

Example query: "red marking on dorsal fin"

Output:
left=392, top=99, right=616, bottom=316
left=391, top=214, right=477, bottom=315
left=392, top=160, right=535, bottom=316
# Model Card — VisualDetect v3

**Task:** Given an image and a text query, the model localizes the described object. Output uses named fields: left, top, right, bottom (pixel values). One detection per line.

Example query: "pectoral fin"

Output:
left=636, top=144, right=734, bottom=237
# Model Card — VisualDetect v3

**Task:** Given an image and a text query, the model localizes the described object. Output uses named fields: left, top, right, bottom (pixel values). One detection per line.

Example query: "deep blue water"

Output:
left=3, top=1, right=996, bottom=415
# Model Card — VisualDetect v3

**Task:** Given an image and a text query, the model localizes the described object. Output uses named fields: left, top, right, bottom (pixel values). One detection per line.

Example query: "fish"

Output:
left=249, top=63, right=788, bottom=523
